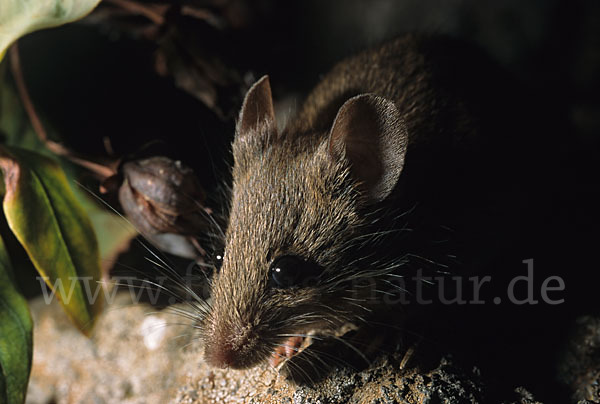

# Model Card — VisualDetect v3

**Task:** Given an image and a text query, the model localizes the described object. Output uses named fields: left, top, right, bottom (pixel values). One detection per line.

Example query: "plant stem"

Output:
left=9, top=43, right=117, bottom=180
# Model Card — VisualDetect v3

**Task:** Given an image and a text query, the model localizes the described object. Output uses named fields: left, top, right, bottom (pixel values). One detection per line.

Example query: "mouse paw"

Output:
left=279, top=338, right=337, bottom=385
left=279, top=331, right=373, bottom=385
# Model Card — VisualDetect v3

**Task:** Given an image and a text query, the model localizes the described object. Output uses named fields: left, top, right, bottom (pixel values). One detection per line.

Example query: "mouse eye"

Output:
left=211, top=251, right=224, bottom=274
left=269, top=255, right=323, bottom=289
left=215, top=253, right=224, bottom=264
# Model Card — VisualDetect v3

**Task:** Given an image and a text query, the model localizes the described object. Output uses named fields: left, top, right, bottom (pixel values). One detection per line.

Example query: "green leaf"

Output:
left=72, top=186, right=137, bottom=271
left=0, top=235, right=33, bottom=404
left=0, top=0, right=102, bottom=61
left=0, top=145, right=102, bottom=334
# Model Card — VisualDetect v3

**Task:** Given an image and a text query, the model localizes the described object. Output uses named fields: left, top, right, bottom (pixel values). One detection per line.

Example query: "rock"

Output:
left=26, top=295, right=541, bottom=404
left=557, top=316, right=600, bottom=403
left=26, top=294, right=193, bottom=404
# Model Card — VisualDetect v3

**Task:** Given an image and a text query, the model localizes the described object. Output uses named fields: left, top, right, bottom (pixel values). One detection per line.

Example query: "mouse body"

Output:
left=200, top=34, right=510, bottom=378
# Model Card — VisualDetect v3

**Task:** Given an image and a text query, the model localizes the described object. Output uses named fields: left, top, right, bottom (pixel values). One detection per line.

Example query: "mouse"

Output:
left=199, top=34, right=516, bottom=383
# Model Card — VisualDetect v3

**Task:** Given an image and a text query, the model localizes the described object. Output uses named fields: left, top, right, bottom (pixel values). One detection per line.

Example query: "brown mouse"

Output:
left=200, top=34, right=490, bottom=381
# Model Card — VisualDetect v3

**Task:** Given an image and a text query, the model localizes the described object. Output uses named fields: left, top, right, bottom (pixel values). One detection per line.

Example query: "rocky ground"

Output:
left=24, top=293, right=600, bottom=404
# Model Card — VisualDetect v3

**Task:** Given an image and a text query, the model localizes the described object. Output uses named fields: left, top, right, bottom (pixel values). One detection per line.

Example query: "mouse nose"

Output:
left=205, top=343, right=239, bottom=369
left=204, top=323, right=262, bottom=369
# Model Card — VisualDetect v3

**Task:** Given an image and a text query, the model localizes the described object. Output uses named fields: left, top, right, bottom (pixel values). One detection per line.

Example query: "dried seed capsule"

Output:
left=118, top=156, right=207, bottom=236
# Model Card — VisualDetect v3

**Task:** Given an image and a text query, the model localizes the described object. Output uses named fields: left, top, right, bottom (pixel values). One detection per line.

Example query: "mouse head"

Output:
left=202, top=76, right=408, bottom=369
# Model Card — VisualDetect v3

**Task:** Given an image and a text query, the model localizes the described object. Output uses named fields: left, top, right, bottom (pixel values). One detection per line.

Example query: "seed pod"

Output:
left=118, top=156, right=207, bottom=237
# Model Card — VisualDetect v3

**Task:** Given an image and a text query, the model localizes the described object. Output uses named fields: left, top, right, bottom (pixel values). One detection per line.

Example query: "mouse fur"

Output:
left=200, top=34, right=511, bottom=379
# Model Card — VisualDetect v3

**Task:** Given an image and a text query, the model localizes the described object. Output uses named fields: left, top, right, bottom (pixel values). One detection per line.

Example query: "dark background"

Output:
left=10, top=0, right=600, bottom=402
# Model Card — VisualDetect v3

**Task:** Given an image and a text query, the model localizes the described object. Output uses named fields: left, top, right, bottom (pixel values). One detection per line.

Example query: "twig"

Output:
left=9, top=44, right=48, bottom=144
left=181, top=5, right=222, bottom=27
left=104, top=0, right=166, bottom=25
left=9, top=43, right=117, bottom=180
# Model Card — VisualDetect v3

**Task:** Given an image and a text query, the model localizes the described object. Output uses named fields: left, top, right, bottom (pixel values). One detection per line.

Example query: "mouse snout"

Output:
left=204, top=321, right=263, bottom=369
left=204, top=342, right=240, bottom=369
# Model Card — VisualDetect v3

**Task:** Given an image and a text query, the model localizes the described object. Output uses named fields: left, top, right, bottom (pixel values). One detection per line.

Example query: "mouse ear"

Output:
left=328, top=94, right=408, bottom=203
left=237, top=75, right=277, bottom=138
